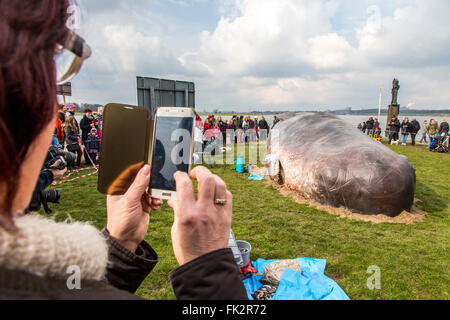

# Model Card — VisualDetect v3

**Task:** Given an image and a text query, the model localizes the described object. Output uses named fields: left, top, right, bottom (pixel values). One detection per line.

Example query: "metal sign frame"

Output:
left=137, top=77, right=195, bottom=118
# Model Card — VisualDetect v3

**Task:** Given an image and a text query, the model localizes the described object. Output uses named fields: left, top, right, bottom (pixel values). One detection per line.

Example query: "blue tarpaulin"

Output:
left=248, top=173, right=265, bottom=181
left=243, top=257, right=350, bottom=300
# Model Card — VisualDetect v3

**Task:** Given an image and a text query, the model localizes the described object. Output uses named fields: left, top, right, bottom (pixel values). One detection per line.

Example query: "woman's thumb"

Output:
left=125, top=165, right=151, bottom=201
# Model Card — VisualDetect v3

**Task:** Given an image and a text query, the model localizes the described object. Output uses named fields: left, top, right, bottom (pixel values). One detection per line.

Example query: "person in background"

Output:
left=419, top=120, right=429, bottom=144
left=374, top=118, right=380, bottom=129
left=272, top=116, right=280, bottom=129
left=439, top=119, right=449, bottom=135
left=80, top=108, right=95, bottom=165
left=388, top=115, right=401, bottom=145
left=229, top=116, right=238, bottom=144
left=366, top=117, right=374, bottom=135
left=66, top=104, right=79, bottom=130
left=57, top=104, right=66, bottom=124
left=212, top=122, right=221, bottom=142
left=243, top=117, right=250, bottom=143
left=218, top=116, right=227, bottom=144
left=427, top=119, right=439, bottom=142
left=238, top=116, right=244, bottom=143
left=96, top=107, right=104, bottom=141
left=196, top=116, right=203, bottom=133
left=193, top=121, right=204, bottom=163
left=362, top=121, right=367, bottom=134
left=258, top=116, right=269, bottom=141
left=254, top=117, right=260, bottom=142
left=55, top=113, right=65, bottom=146
left=374, top=125, right=382, bottom=138
left=409, top=119, right=421, bottom=146
left=203, top=118, right=212, bottom=132
left=85, top=128, right=100, bottom=166
left=64, top=116, right=82, bottom=169
left=401, top=118, right=411, bottom=146
left=357, top=123, right=363, bottom=131
left=80, top=108, right=94, bottom=143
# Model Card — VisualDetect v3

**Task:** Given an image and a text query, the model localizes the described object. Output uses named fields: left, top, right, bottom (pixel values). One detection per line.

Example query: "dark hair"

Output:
left=0, top=0, right=70, bottom=232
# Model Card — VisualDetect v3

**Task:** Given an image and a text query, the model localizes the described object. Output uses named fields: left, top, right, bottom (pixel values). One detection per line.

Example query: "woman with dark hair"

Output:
left=0, top=0, right=246, bottom=300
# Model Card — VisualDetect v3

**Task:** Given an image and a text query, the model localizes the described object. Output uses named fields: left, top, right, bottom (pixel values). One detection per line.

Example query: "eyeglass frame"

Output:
left=56, top=28, right=92, bottom=85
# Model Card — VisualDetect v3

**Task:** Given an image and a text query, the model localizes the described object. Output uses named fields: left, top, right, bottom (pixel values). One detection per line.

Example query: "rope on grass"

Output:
left=52, top=142, right=99, bottom=186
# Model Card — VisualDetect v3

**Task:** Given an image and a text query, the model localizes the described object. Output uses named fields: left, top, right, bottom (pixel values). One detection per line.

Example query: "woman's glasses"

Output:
left=55, top=28, right=91, bottom=85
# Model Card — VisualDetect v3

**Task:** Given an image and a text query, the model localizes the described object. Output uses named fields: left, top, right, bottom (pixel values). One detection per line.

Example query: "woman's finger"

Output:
left=151, top=198, right=163, bottom=207
left=190, top=166, right=216, bottom=201
left=174, top=171, right=196, bottom=204
left=212, top=175, right=227, bottom=205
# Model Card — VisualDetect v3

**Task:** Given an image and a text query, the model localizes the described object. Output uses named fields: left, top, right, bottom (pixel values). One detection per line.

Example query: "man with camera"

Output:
left=27, top=159, right=67, bottom=214
left=27, top=145, right=76, bottom=214
left=387, top=115, right=401, bottom=145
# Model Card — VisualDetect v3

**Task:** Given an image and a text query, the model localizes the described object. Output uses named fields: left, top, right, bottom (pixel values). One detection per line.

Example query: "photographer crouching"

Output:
left=26, top=146, right=76, bottom=214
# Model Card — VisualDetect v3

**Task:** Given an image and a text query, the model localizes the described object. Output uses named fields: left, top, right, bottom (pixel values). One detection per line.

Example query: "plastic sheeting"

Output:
left=267, top=113, right=416, bottom=217
left=243, top=257, right=350, bottom=300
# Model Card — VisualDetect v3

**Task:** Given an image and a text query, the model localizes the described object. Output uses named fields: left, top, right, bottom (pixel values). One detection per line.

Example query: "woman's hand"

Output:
left=106, top=165, right=162, bottom=252
left=168, top=166, right=233, bottom=266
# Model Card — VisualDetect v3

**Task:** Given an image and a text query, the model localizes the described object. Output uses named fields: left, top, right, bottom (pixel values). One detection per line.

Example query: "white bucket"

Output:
left=236, top=240, right=252, bottom=266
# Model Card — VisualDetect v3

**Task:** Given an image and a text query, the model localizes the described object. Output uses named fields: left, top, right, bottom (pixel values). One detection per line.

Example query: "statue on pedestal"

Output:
left=386, top=78, right=401, bottom=137
left=391, top=78, right=400, bottom=106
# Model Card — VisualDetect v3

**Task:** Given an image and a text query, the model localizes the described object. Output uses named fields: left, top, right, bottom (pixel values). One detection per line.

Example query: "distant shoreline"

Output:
left=199, top=112, right=450, bottom=117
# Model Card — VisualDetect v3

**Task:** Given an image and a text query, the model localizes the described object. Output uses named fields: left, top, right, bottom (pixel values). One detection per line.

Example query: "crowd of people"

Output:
left=358, top=117, right=382, bottom=138
left=197, top=114, right=280, bottom=146
left=358, top=115, right=449, bottom=150
left=386, top=116, right=448, bottom=148
left=54, top=104, right=103, bottom=169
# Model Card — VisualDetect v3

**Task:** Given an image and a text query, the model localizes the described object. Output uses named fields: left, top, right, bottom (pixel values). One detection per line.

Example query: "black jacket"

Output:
left=0, top=230, right=248, bottom=300
left=410, top=120, right=421, bottom=134
left=439, top=122, right=449, bottom=134
left=259, top=120, right=269, bottom=131
left=388, top=119, right=401, bottom=133
left=366, top=120, right=374, bottom=130
left=80, top=115, right=94, bottom=142
left=401, top=121, right=411, bottom=134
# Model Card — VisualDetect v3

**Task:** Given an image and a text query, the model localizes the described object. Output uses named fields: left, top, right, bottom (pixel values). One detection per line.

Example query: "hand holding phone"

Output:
left=106, top=164, right=163, bottom=253
left=168, top=166, right=233, bottom=266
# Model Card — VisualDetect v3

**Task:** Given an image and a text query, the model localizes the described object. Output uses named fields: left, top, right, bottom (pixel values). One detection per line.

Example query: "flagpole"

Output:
left=378, top=88, right=382, bottom=121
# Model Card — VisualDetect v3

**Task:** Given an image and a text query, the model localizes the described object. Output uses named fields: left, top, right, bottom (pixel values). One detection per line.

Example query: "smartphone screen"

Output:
left=150, top=115, right=194, bottom=193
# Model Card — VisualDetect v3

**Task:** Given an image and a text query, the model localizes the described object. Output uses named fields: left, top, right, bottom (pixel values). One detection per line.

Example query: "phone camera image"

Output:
left=151, top=116, right=194, bottom=193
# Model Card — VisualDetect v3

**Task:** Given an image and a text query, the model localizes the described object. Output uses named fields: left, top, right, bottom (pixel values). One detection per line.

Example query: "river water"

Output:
left=77, top=114, right=447, bottom=134
left=201, top=114, right=448, bottom=133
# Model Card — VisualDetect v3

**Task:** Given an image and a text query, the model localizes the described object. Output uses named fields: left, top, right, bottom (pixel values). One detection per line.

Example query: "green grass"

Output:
left=44, top=142, right=449, bottom=300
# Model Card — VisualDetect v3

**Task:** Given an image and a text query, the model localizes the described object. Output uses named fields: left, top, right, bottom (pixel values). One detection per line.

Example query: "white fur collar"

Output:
left=0, top=214, right=108, bottom=280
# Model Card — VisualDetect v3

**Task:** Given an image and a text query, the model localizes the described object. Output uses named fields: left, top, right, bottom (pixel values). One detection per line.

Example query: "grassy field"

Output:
left=43, top=142, right=449, bottom=300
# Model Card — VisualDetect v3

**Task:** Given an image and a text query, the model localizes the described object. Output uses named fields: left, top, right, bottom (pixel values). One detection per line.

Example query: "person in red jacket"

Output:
left=55, top=117, right=65, bottom=145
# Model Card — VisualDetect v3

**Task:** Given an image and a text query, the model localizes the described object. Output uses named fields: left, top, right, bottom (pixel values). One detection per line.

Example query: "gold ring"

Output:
left=214, top=199, right=227, bottom=206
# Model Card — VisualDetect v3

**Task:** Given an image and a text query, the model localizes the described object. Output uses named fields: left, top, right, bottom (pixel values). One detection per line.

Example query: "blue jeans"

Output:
left=402, top=134, right=409, bottom=144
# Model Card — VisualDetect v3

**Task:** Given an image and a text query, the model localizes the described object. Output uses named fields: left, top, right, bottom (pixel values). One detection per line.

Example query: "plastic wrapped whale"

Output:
left=266, top=112, right=416, bottom=217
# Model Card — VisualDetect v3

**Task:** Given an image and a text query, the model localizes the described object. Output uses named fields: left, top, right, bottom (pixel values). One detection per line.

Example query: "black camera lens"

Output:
left=41, top=189, right=61, bottom=204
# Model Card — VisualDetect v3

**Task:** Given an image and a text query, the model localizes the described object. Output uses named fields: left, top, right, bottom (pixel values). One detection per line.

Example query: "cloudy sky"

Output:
left=67, top=0, right=450, bottom=112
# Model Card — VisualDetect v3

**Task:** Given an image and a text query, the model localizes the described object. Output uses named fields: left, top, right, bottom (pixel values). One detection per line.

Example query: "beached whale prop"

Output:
left=266, top=113, right=416, bottom=217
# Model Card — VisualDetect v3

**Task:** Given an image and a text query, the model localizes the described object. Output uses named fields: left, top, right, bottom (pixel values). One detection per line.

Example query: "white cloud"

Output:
left=69, top=0, right=450, bottom=110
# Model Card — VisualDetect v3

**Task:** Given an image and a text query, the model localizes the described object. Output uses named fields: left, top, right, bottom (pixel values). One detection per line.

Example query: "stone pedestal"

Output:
left=385, top=104, right=400, bottom=136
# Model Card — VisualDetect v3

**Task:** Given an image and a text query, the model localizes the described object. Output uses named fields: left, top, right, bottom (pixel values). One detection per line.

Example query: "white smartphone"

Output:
left=149, top=107, right=196, bottom=200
